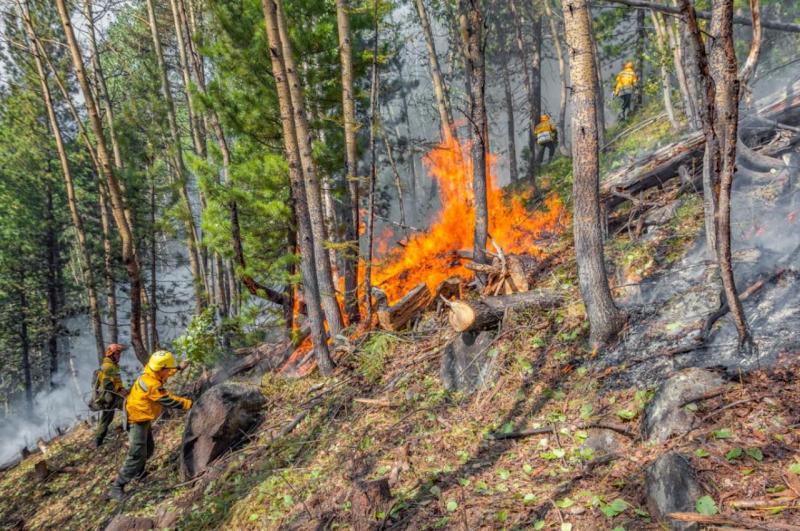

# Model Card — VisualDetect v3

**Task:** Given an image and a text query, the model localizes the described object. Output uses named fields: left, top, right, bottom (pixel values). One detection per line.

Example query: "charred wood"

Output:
left=372, top=283, right=432, bottom=331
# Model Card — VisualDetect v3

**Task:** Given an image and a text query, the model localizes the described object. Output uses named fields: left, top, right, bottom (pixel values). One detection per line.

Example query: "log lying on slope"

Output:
left=372, top=283, right=432, bottom=331
left=600, top=81, right=800, bottom=211
left=448, top=289, right=563, bottom=333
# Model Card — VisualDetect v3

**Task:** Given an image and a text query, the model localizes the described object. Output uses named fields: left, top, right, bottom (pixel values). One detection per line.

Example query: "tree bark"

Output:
left=382, top=125, right=407, bottom=226
left=414, top=0, right=457, bottom=141
left=149, top=173, right=160, bottom=350
left=261, top=0, right=334, bottom=375
left=587, top=11, right=605, bottom=143
left=18, top=274, right=33, bottom=416
left=634, top=8, right=645, bottom=108
left=447, top=289, right=563, bottom=332
left=738, top=0, right=761, bottom=105
left=563, top=0, right=626, bottom=347
left=508, top=0, right=538, bottom=187
left=274, top=0, right=345, bottom=338
left=45, top=186, right=61, bottom=386
left=372, top=284, right=432, bottom=331
left=526, top=12, right=543, bottom=184
left=98, top=183, right=118, bottom=344
left=545, top=0, right=570, bottom=156
left=650, top=10, right=679, bottom=130
left=335, top=0, right=361, bottom=325
left=55, top=0, right=148, bottom=365
left=364, top=0, right=380, bottom=324
left=20, top=0, right=106, bottom=363
left=459, top=0, right=489, bottom=266
left=713, top=0, right=752, bottom=347
left=664, top=13, right=697, bottom=128
left=145, top=0, right=207, bottom=314
left=501, top=59, right=519, bottom=183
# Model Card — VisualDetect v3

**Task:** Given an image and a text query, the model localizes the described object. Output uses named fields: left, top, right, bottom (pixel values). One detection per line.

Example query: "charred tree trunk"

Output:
left=20, top=0, right=105, bottom=363
left=261, top=0, right=334, bottom=375
left=563, top=0, right=626, bottom=347
left=714, top=0, right=752, bottom=348
left=56, top=0, right=148, bottom=365
left=502, top=59, right=519, bottom=183
left=145, top=0, right=207, bottom=314
left=274, top=0, right=345, bottom=338
left=414, top=0, right=457, bottom=141
left=335, top=0, right=361, bottom=325
left=459, top=0, right=489, bottom=266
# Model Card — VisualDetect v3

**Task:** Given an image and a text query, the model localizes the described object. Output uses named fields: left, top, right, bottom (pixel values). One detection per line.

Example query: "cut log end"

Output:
left=447, top=300, right=477, bottom=332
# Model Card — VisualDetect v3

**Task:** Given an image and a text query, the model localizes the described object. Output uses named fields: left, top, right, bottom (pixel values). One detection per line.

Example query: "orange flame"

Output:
left=367, top=135, right=566, bottom=303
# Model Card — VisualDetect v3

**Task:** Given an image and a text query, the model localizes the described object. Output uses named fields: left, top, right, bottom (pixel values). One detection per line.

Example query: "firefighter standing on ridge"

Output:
left=109, top=350, right=192, bottom=501
left=613, top=61, right=638, bottom=120
left=534, top=113, right=558, bottom=164
left=93, top=343, right=128, bottom=447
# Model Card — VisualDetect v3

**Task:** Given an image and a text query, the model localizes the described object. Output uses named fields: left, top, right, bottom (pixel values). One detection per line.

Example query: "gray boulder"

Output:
left=440, top=330, right=498, bottom=393
left=642, top=367, right=724, bottom=443
left=645, top=453, right=704, bottom=530
left=180, top=383, right=266, bottom=480
left=581, top=428, right=627, bottom=456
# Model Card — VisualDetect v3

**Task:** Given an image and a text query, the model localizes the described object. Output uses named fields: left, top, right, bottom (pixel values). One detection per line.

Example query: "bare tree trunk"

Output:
left=545, top=0, right=570, bottom=156
left=650, top=10, right=680, bottom=130
left=274, top=0, right=345, bottom=338
left=261, top=0, right=334, bottom=374
left=526, top=12, right=543, bottom=184
left=149, top=174, right=160, bottom=349
left=508, top=0, right=537, bottom=187
left=382, top=125, right=407, bottom=226
left=20, top=0, right=106, bottom=363
left=145, top=0, right=207, bottom=314
left=19, top=276, right=33, bottom=416
left=713, top=0, right=752, bottom=347
left=459, top=0, right=489, bottom=266
left=634, top=8, right=645, bottom=108
left=45, top=186, right=61, bottom=387
left=55, top=0, right=148, bottom=365
left=563, top=0, right=626, bottom=347
left=365, top=0, right=380, bottom=322
left=738, top=0, right=761, bottom=106
left=501, top=59, right=519, bottom=183
left=98, top=184, right=118, bottom=343
left=664, top=14, right=698, bottom=128
left=414, top=0, right=457, bottom=141
left=335, top=0, right=361, bottom=325
left=587, top=11, right=606, bottom=143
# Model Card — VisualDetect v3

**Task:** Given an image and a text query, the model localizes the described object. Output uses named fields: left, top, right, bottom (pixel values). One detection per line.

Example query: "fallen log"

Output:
left=373, top=283, right=432, bottom=331
left=447, top=289, right=563, bottom=332
left=433, top=276, right=462, bottom=303
left=668, top=512, right=800, bottom=531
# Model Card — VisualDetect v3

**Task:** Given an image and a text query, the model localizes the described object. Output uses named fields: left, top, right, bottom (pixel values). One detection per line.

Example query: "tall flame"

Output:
left=369, top=135, right=566, bottom=303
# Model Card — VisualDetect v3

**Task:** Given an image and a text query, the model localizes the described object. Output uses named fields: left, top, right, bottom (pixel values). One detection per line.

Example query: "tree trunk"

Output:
left=713, top=0, right=752, bottom=347
left=447, top=289, right=563, bottom=332
left=563, top=0, right=626, bottom=347
left=19, top=276, right=33, bottom=416
left=145, top=0, right=207, bottom=314
left=677, top=0, right=703, bottom=130
left=261, top=0, right=334, bottom=375
left=459, top=0, right=489, bottom=267
left=170, top=0, right=206, bottom=160
left=664, top=13, right=697, bottom=128
left=98, top=184, right=118, bottom=344
left=274, top=0, right=345, bottom=338
left=650, top=10, right=679, bottom=130
left=55, top=0, right=148, bottom=365
left=508, top=0, right=537, bottom=187
left=634, top=8, right=645, bottom=108
left=335, top=0, right=361, bottom=325
left=382, top=124, right=407, bottom=226
left=20, top=0, right=106, bottom=363
left=587, top=11, right=606, bottom=142
left=501, top=59, right=519, bottom=183
left=364, top=0, right=380, bottom=323
left=45, top=186, right=61, bottom=386
left=545, top=0, right=570, bottom=156
left=526, top=13, right=543, bottom=184
left=413, top=0, right=457, bottom=141
left=149, top=174, right=160, bottom=350
left=738, top=0, right=761, bottom=106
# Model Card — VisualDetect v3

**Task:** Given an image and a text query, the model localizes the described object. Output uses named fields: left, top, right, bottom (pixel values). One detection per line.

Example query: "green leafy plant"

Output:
left=172, top=307, right=223, bottom=366
left=696, top=495, right=718, bottom=515
left=357, top=332, right=396, bottom=383
left=601, top=498, right=628, bottom=518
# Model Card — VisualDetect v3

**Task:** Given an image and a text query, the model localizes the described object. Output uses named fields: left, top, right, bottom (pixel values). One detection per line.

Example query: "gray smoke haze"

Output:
left=0, top=241, right=195, bottom=467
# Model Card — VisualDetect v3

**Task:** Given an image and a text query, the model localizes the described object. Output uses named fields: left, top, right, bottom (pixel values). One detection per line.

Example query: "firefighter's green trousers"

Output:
left=116, top=421, right=155, bottom=485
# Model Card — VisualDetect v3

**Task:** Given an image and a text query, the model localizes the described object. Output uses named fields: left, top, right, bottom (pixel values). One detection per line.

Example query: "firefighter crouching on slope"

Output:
left=613, top=61, right=638, bottom=120
left=109, top=350, right=191, bottom=501
left=94, top=343, right=128, bottom=447
left=534, top=113, right=558, bottom=164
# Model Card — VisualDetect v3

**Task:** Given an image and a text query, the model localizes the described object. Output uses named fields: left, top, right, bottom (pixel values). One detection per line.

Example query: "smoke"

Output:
left=0, top=241, right=195, bottom=468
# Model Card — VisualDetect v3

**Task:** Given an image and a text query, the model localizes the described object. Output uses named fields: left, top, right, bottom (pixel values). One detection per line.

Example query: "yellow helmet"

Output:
left=540, top=113, right=550, bottom=122
left=147, top=350, right=178, bottom=372
left=624, top=61, right=634, bottom=69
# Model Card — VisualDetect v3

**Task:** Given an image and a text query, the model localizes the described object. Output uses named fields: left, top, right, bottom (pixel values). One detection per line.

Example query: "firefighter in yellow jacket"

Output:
left=94, top=343, right=128, bottom=447
left=534, top=114, right=558, bottom=164
left=109, top=350, right=191, bottom=500
left=613, top=61, right=638, bottom=120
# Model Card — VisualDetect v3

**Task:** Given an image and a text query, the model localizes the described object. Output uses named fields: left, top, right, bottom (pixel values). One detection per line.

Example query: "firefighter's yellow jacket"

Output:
left=613, top=65, right=638, bottom=96
left=98, top=356, right=124, bottom=393
left=126, top=365, right=192, bottom=423
left=533, top=117, right=557, bottom=144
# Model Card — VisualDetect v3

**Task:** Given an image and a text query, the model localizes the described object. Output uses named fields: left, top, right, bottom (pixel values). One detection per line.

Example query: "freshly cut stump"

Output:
left=180, top=383, right=266, bottom=480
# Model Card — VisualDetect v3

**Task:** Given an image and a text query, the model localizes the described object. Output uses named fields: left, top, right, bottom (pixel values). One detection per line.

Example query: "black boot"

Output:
left=109, top=479, right=125, bottom=501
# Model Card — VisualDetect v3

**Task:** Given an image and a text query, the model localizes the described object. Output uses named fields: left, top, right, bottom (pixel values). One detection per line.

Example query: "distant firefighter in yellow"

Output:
left=534, top=113, right=558, bottom=164
left=613, top=61, right=639, bottom=120
left=109, top=350, right=191, bottom=501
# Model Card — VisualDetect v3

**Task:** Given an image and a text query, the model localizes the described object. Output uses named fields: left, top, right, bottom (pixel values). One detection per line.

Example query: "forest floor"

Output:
left=2, top=110, right=800, bottom=530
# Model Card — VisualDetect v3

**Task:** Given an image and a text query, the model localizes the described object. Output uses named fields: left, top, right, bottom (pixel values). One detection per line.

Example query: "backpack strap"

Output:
left=136, top=376, right=149, bottom=393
